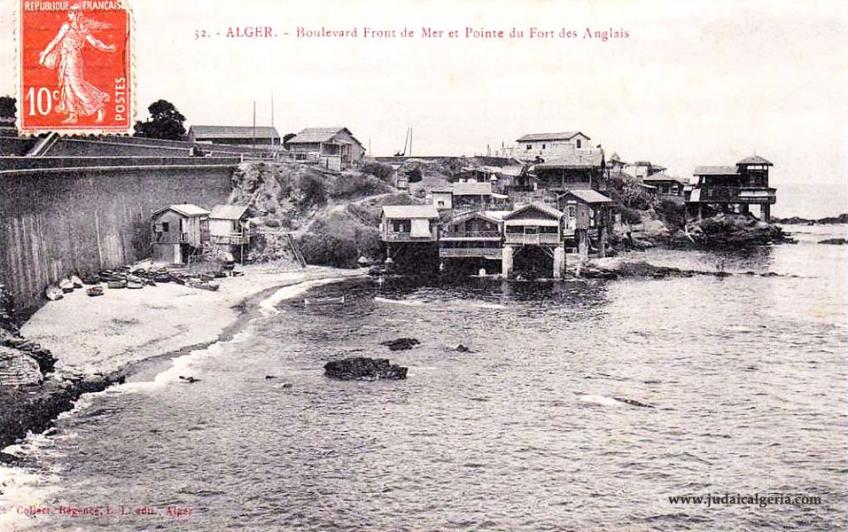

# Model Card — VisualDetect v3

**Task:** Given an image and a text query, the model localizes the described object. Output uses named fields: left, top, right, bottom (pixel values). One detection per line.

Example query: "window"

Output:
left=160, top=222, right=170, bottom=233
left=526, top=144, right=532, bottom=150
left=542, top=143, right=546, bottom=150
left=576, top=139, right=582, bottom=149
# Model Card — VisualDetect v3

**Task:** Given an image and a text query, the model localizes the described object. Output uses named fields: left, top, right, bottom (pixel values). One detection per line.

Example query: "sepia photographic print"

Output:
left=0, top=0, right=847, bottom=530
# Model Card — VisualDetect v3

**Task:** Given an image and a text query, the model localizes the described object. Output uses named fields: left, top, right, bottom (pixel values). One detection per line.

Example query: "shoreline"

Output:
left=1, top=265, right=365, bottom=454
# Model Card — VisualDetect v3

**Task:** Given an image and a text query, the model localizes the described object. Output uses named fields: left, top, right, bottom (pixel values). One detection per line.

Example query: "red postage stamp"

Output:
left=18, top=0, right=132, bottom=134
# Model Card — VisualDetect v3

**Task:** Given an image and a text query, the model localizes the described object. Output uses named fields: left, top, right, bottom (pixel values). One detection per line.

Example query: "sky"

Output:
left=1, top=0, right=847, bottom=213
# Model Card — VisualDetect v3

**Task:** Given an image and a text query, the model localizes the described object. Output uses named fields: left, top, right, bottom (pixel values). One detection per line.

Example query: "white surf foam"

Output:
left=374, top=297, right=425, bottom=307
left=578, top=394, right=626, bottom=407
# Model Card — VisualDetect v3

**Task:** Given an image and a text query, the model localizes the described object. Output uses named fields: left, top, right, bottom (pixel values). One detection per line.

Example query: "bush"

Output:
left=296, top=173, right=326, bottom=206
left=359, top=161, right=395, bottom=182
left=618, top=206, right=642, bottom=225
left=297, top=232, right=359, bottom=268
left=407, top=168, right=423, bottom=183
left=329, top=173, right=392, bottom=200
left=655, top=199, right=687, bottom=229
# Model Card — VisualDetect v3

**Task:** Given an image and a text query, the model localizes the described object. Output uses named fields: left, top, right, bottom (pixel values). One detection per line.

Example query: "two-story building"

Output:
left=151, top=204, right=210, bottom=264
left=439, top=211, right=505, bottom=264
left=380, top=204, right=441, bottom=273
left=501, top=203, right=566, bottom=279
left=642, top=173, right=687, bottom=199
left=515, top=131, right=592, bottom=162
left=686, top=155, right=776, bottom=222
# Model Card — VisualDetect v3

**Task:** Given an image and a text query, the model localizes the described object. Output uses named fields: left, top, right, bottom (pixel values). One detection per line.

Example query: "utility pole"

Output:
left=252, top=100, right=257, bottom=147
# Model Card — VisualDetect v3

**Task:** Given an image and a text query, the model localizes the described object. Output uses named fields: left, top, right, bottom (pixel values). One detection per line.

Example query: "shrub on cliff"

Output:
left=329, top=173, right=393, bottom=200
left=296, top=173, right=327, bottom=206
left=359, top=161, right=396, bottom=182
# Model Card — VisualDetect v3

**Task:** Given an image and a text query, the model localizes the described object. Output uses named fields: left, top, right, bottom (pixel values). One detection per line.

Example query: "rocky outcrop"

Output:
left=819, top=238, right=848, bottom=245
left=0, top=372, right=123, bottom=449
left=380, top=337, right=420, bottom=351
left=774, top=214, right=848, bottom=225
left=324, top=357, right=408, bottom=381
left=686, top=214, right=793, bottom=248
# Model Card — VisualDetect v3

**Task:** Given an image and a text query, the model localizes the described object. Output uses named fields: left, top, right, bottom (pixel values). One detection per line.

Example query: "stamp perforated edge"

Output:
left=14, top=0, right=138, bottom=137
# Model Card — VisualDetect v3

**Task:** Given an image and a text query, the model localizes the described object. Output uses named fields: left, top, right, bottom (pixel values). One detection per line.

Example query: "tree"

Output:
left=134, top=99, right=186, bottom=140
left=0, top=96, right=16, bottom=119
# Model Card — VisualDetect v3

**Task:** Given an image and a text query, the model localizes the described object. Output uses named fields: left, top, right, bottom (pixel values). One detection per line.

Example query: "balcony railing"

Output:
left=699, top=186, right=776, bottom=204
left=440, top=248, right=503, bottom=259
left=382, top=231, right=436, bottom=242
left=504, top=233, right=561, bottom=246
left=211, top=234, right=249, bottom=246
left=441, top=230, right=502, bottom=240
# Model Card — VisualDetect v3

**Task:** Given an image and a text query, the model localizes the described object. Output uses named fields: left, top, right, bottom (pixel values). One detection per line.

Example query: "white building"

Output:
left=515, top=131, right=593, bottom=162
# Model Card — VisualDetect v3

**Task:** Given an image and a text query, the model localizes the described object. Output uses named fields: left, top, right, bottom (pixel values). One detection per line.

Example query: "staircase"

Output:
left=286, top=233, right=307, bottom=267
left=26, top=131, right=60, bottom=157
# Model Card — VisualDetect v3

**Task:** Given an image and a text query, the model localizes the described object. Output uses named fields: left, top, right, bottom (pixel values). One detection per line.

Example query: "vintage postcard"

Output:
left=0, top=1, right=846, bottom=531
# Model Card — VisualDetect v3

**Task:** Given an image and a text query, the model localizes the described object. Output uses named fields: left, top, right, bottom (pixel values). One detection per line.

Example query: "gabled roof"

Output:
left=190, top=125, right=280, bottom=140
left=210, top=204, right=250, bottom=220
left=737, top=155, right=773, bottom=166
left=504, top=202, right=563, bottom=220
left=446, top=211, right=502, bottom=226
left=382, top=205, right=440, bottom=219
left=643, top=172, right=686, bottom=185
left=153, top=204, right=210, bottom=218
left=565, top=189, right=613, bottom=204
left=693, top=165, right=739, bottom=176
left=534, top=151, right=604, bottom=169
left=288, top=127, right=362, bottom=146
left=452, top=182, right=493, bottom=196
left=516, top=131, right=589, bottom=143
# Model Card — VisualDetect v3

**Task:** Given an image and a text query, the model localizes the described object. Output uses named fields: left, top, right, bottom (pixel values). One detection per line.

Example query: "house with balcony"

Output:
left=286, top=127, right=365, bottom=169
left=380, top=205, right=441, bottom=273
left=209, top=204, right=251, bottom=260
left=501, top=203, right=566, bottom=279
left=431, top=182, right=511, bottom=213
left=151, top=204, right=210, bottom=264
left=643, top=173, right=688, bottom=200
left=439, top=211, right=505, bottom=263
left=530, top=151, right=607, bottom=193
left=557, top=189, right=614, bottom=257
left=686, top=155, right=776, bottom=222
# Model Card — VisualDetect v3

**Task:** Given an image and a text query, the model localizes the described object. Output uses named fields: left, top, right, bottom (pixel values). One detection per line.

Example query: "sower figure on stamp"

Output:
left=38, top=2, right=116, bottom=124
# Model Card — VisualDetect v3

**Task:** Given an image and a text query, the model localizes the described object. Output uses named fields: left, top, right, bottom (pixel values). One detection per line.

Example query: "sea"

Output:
left=1, top=223, right=846, bottom=531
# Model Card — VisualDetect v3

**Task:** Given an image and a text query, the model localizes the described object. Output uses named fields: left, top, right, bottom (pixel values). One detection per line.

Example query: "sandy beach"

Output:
left=20, top=265, right=365, bottom=376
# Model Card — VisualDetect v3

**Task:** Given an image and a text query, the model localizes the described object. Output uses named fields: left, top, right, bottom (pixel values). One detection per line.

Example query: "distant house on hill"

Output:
left=188, top=125, right=281, bottom=146
left=286, top=127, right=365, bottom=168
left=625, top=160, right=666, bottom=180
left=643, top=173, right=687, bottom=198
left=515, top=131, right=592, bottom=162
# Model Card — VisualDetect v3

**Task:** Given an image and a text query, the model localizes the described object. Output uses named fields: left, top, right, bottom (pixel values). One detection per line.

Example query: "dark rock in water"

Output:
left=265, top=375, right=277, bottom=380
left=455, top=344, right=472, bottom=353
left=686, top=213, right=794, bottom=247
left=614, top=397, right=654, bottom=408
left=819, top=238, right=848, bottom=245
left=324, top=357, right=408, bottom=381
left=179, top=376, right=200, bottom=384
left=380, top=337, right=420, bottom=351
left=773, top=213, right=848, bottom=225
left=0, top=451, right=20, bottom=465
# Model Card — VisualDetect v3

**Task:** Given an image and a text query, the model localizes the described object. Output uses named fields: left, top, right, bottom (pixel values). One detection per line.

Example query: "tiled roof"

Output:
left=382, top=205, right=440, bottom=219
left=288, top=127, right=361, bottom=145
left=190, top=125, right=280, bottom=139
left=516, top=131, right=589, bottom=142
left=210, top=204, right=250, bottom=220
left=534, top=151, right=604, bottom=169
left=154, top=204, right=210, bottom=218
left=737, top=155, right=773, bottom=166
left=566, top=189, right=613, bottom=204
left=693, top=166, right=738, bottom=176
